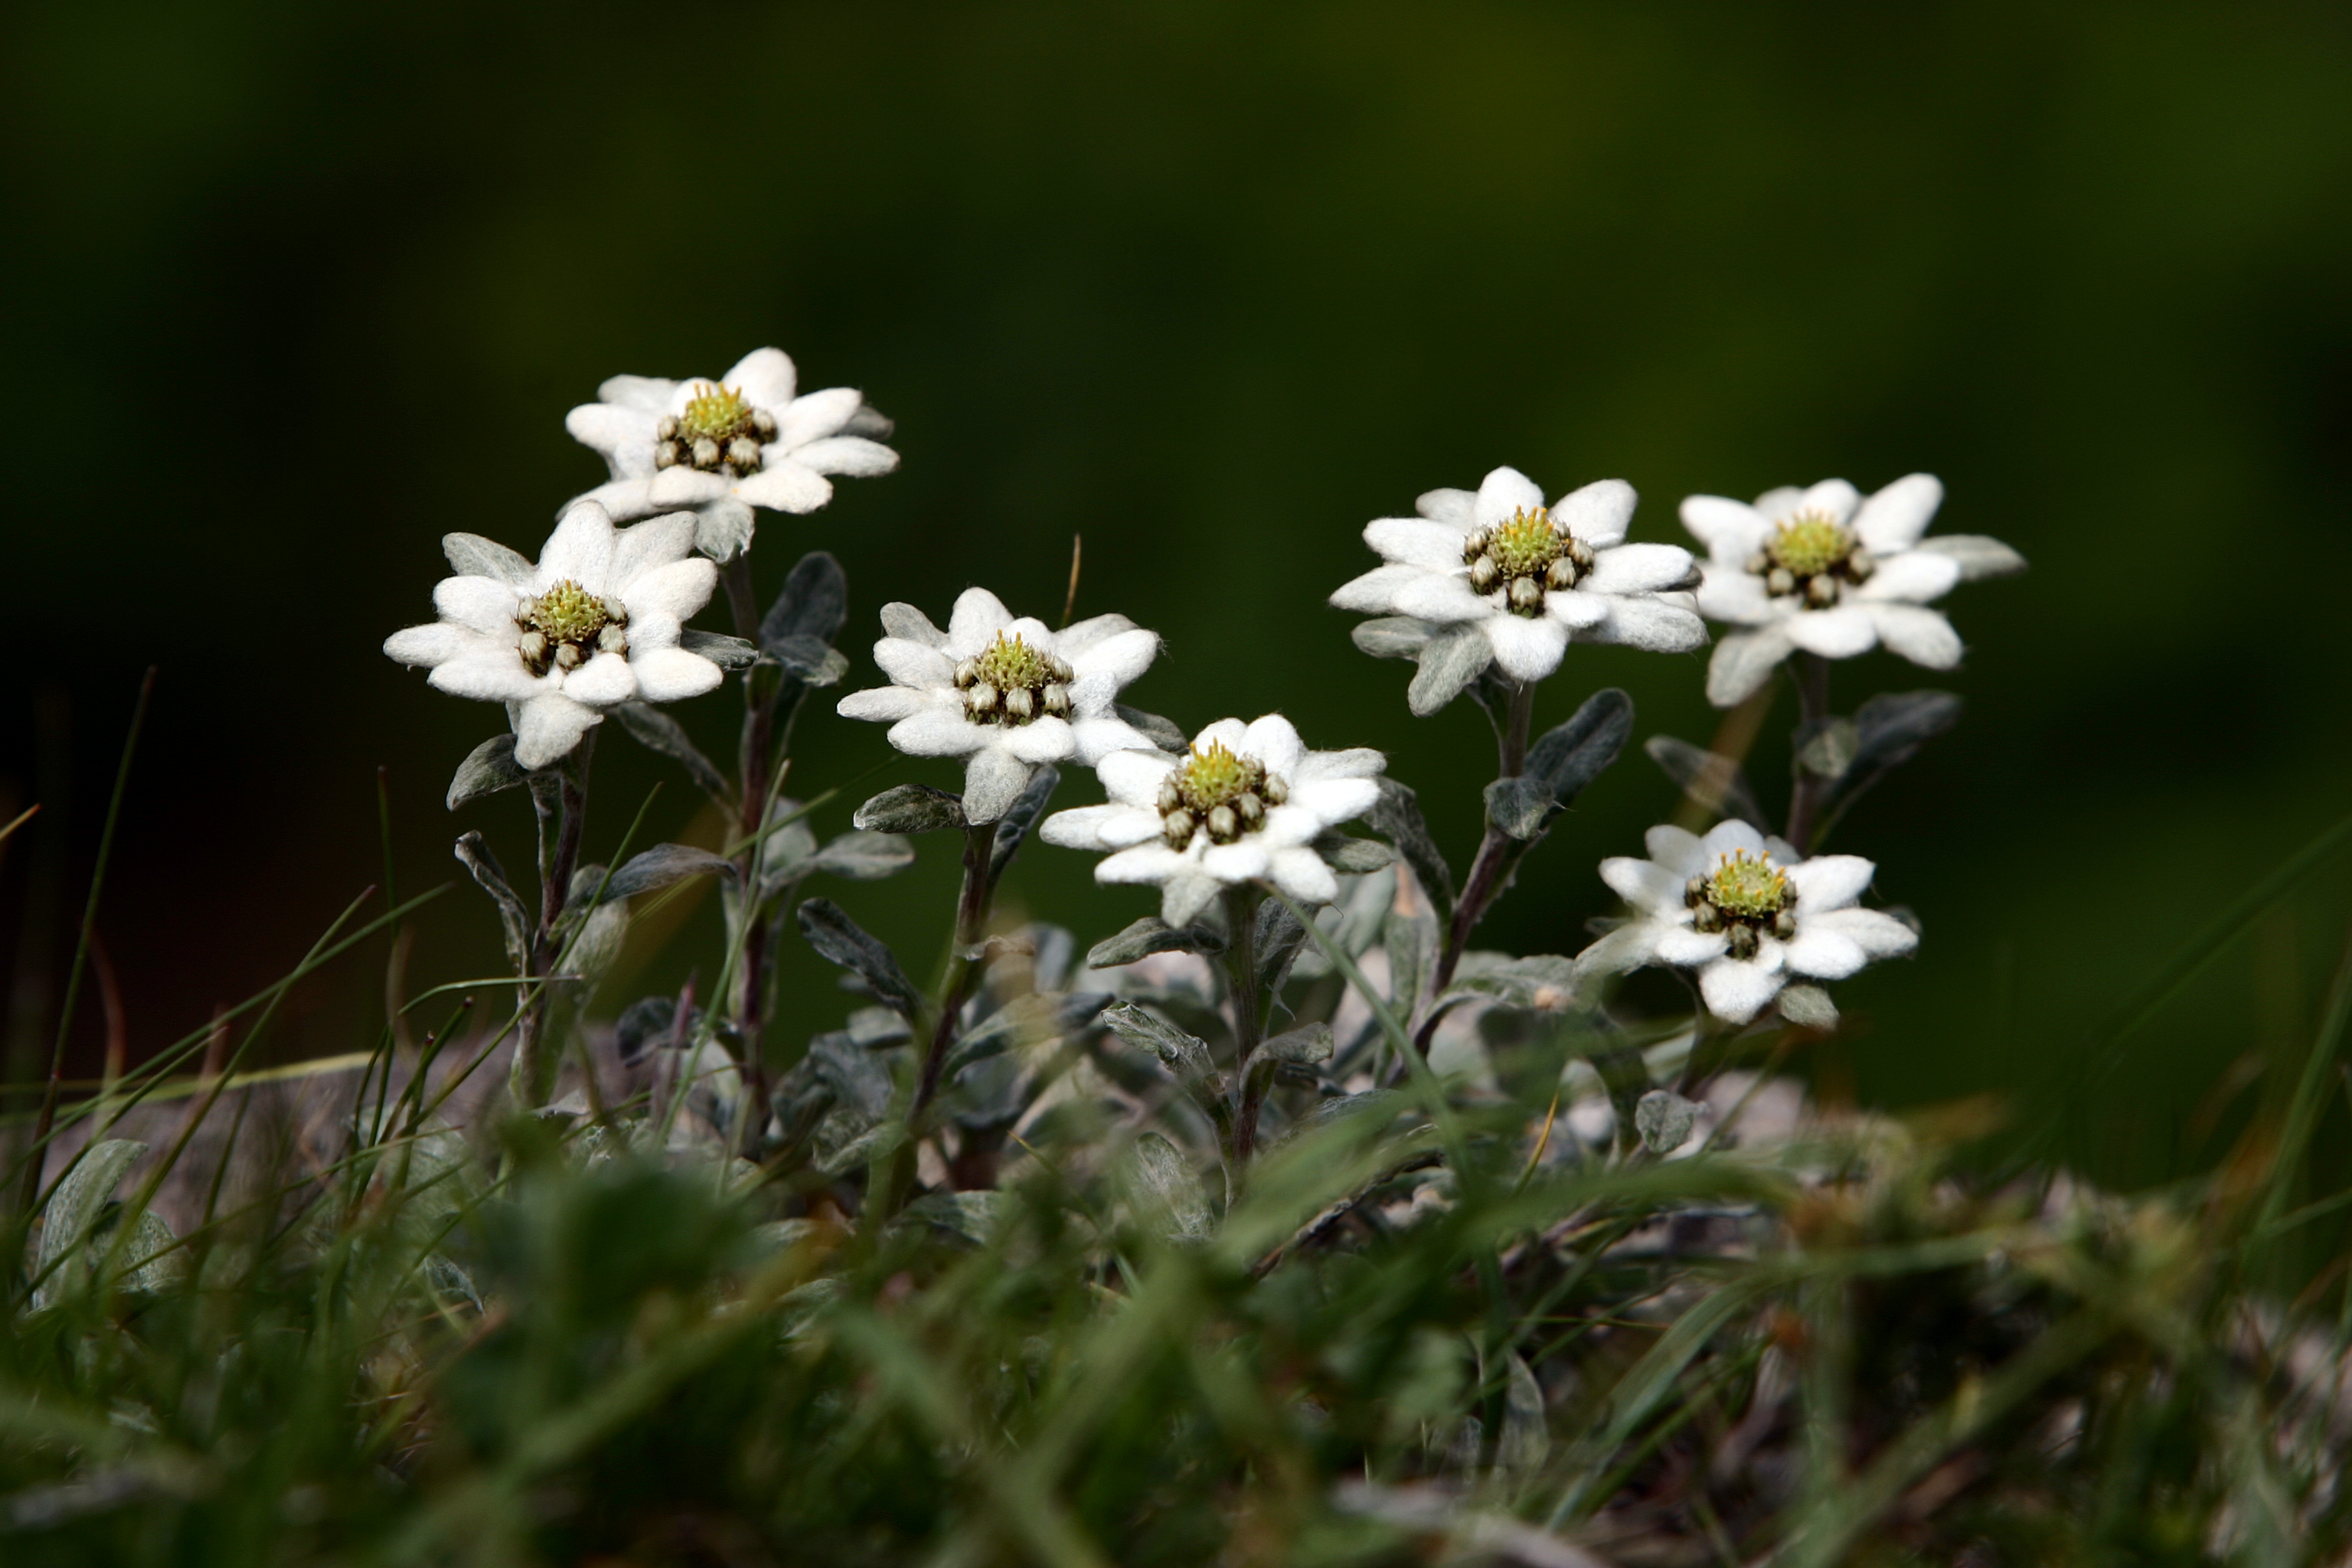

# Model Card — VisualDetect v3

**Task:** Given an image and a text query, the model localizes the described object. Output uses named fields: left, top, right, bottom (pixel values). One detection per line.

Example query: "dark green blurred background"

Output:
left=5, top=2, right=2350, bottom=1187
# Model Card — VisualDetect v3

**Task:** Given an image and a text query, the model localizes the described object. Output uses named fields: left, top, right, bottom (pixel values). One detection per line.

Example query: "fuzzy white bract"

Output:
left=1041, top=715, right=1387, bottom=927
left=1680, top=475, right=2024, bottom=707
left=564, top=347, right=898, bottom=562
left=1331, top=466, right=1707, bottom=684
left=384, top=502, right=724, bottom=769
left=835, top=590, right=1161, bottom=824
left=1573, top=820, right=1918, bottom=1024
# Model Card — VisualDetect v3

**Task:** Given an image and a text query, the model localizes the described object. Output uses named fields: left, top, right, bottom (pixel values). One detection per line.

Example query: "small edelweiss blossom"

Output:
left=1680, top=474, right=2026, bottom=707
left=835, top=590, right=1161, bottom=825
left=1040, top=715, right=1387, bottom=927
left=1331, top=465, right=1707, bottom=685
left=564, top=347, right=898, bottom=562
left=1573, top=820, right=1918, bottom=1024
left=384, top=502, right=724, bottom=769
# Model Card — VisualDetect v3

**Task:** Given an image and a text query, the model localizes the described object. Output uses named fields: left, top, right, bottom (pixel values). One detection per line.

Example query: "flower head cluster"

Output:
left=1332, top=466, right=1706, bottom=687
left=835, top=590, right=1161, bottom=822
left=1041, top=716, right=1385, bottom=926
left=384, top=503, right=723, bottom=768
left=1574, top=820, right=1918, bottom=1023
left=1681, top=475, right=2024, bottom=707
left=566, top=348, right=898, bottom=561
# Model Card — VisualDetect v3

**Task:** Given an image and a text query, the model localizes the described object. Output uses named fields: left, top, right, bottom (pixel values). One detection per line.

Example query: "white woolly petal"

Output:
left=947, top=589, right=1016, bottom=651
left=887, top=708, right=985, bottom=758
left=1291, top=776, right=1378, bottom=828
left=1680, top=496, right=1770, bottom=561
left=1544, top=590, right=1611, bottom=630
left=1867, top=604, right=1964, bottom=669
left=1096, top=808, right=1168, bottom=849
left=1782, top=929, right=1869, bottom=980
left=1657, top=926, right=1729, bottom=966
left=1293, top=746, right=1385, bottom=782
left=558, top=651, right=636, bottom=707
left=1580, top=543, right=1690, bottom=595
left=1645, top=825, right=1706, bottom=875
left=1587, top=596, right=1708, bottom=652
left=1696, top=568, right=1778, bottom=626
left=789, top=435, right=898, bottom=477
left=1707, top=626, right=1796, bottom=707
left=428, top=653, right=543, bottom=703
left=620, top=558, right=717, bottom=624
left=565, top=402, right=653, bottom=465
left=1782, top=605, right=1879, bottom=659
left=1483, top=612, right=1569, bottom=682
left=1475, top=466, right=1546, bottom=528
left=1001, top=717, right=1078, bottom=763
left=1099, top=748, right=1178, bottom=808
left=1200, top=839, right=1270, bottom=883
left=1554, top=479, right=1635, bottom=548
left=646, top=467, right=732, bottom=511
left=595, top=374, right=677, bottom=414
left=875, top=637, right=956, bottom=691
left=1798, top=479, right=1862, bottom=524
left=574, top=475, right=658, bottom=521
left=1240, top=715, right=1305, bottom=777
left=723, top=348, right=797, bottom=410
left=1699, top=957, right=1785, bottom=1024
left=434, top=575, right=520, bottom=637
left=1698, top=819, right=1769, bottom=861
left=1068, top=627, right=1159, bottom=690
left=384, top=622, right=479, bottom=667
left=773, top=385, right=861, bottom=449
left=1416, top=488, right=1476, bottom=526
left=629, top=648, right=724, bottom=704
left=879, top=602, right=946, bottom=648
left=1390, top=572, right=1488, bottom=623
left=1269, top=846, right=1339, bottom=905
left=1039, top=805, right=1125, bottom=849
left=1854, top=550, right=1960, bottom=604
left=1057, top=612, right=1141, bottom=658
left=1070, top=716, right=1155, bottom=763
left=1602, top=857, right=1685, bottom=916
left=537, top=503, right=617, bottom=592
left=962, top=748, right=1031, bottom=824
left=1808, top=907, right=1919, bottom=958
left=513, top=693, right=603, bottom=769
left=608, top=511, right=699, bottom=584
left=1192, top=718, right=1250, bottom=753
left=1366, top=518, right=1467, bottom=567
left=1259, top=803, right=1325, bottom=848
left=1099, top=843, right=1186, bottom=886
left=1852, top=473, right=1943, bottom=554
left=837, top=686, right=925, bottom=722
left=1000, top=616, right=1055, bottom=649
left=730, top=463, right=831, bottom=514
left=1574, top=920, right=1661, bottom=982
left=1787, top=854, right=1874, bottom=911
left=1330, top=564, right=1423, bottom=614
left=625, top=611, right=681, bottom=654
left=1753, top=486, right=1805, bottom=521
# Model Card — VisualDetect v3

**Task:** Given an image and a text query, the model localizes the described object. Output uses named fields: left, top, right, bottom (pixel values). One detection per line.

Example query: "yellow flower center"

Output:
left=1157, top=740, right=1291, bottom=851
left=678, top=384, right=758, bottom=446
left=653, top=382, right=778, bottom=478
left=952, top=632, right=1073, bottom=727
left=1460, top=506, right=1596, bottom=617
left=1704, top=850, right=1792, bottom=918
left=514, top=580, right=628, bottom=676
left=1766, top=513, right=1854, bottom=580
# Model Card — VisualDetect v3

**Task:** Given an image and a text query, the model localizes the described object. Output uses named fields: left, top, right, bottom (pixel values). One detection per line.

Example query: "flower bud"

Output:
left=1162, top=810, right=1196, bottom=851
left=655, top=440, right=681, bottom=470
left=515, top=596, right=537, bottom=622
left=726, top=436, right=763, bottom=470
left=518, top=630, right=549, bottom=671
left=1462, top=528, right=1489, bottom=559
left=1745, top=551, right=1770, bottom=576
left=1726, top=923, right=1760, bottom=960
left=554, top=642, right=584, bottom=671
left=1566, top=538, right=1595, bottom=570
left=603, top=598, right=628, bottom=626
left=952, top=658, right=978, bottom=688
left=1042, top=683, right=1071, bottom=717
left=1236, top=791, right=1265, bottom=825
left=1684, top=876, right=1707, bottom=907
left=692, top=436, right=721, bottom=469
left=1805, top=574, right=1840, bottom=608
left=965, top=682, right=998, bottom=715
left=1693, top=901, right=1723, bottom=933
left=1469, top=557, right=1500, bottom=593
left=1158, top=778, right=1183, bottom=813
left=1508, top=577, right=1543, bottom=612
left=655, top=416, right=679, bottom=441
left=1049, top=655, right=1073, bottom=682
left=596, top=625, right=629, bottom=655
left=1207, top=804, right=1240, bottom=841
left=1766, top=567, right=1797, bottom=598
left=1003, top=685, right=1035, bottom=721
left=1773, top=909, right=1798, bottom=939
left=1846, top=548, right=1875, bottom=580
left=1261, top=774, right=1289, bottom=807
left=1544, top=557, right=1576, bottom=591
left=750, top=408, right=777, bottom=440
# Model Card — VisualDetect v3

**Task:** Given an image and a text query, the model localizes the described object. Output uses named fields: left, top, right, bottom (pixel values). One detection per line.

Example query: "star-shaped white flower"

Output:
left=1331, top=466, right=1706, bottom=687
left=1680, top=474, right=2025, bottom=707
left=1040, top=715, right=1387, bottom=927
left=384, top=502, right=724, bottom=769
left=835, top=590, right=1161, bottom=824
left=564, top=347, right=898, bottom=562
left=1573, top=819, right=1918, bottom=1024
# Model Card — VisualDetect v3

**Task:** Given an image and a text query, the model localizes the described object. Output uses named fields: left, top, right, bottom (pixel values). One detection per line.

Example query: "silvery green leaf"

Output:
left=554, top=871, right=632, bottom=999
left=1446, top=952, right=1577, bottom=1011
left=693, top=498, right=756, bottom=564
left=847, top=1007, right=914, bottom=1047
left=1253, top=898, right=1308, bottom=993
left=987, top=764, right=1060, bottom=891
left=1776, top=983, right=1839, bottom=1031
left=446, top=733, right=531, bottom=811
left=1300, top=1089, right=1406, bottom=1130
left=1486, top=688, right=1634, bottom=840
left=610, top=703, right=729, bottom=806
left=1350, top=616, right=1437, bottom=661
left=1102, top=1001, right=1217, bottom=1088
left=1383, top=903, right=1437, bottom=1020
left=1406, top=622, right=1493, bottom=717
left=34, top=1138, right=148, bottom=1308
left=818, top=1119, right=905, bottom=1178
left=1114, top=704, right=1189, bottom=753
left=442, top=532, right=532, bottom=586
left=452, top=831, right=530, bottom=972
left=1847, top=691, right=1963, bottom=784
left=807, top=831, right=916, bottom=882
left=878, top=601, right=946, bottom=648
left=766, top=633, right=850, bottom=687
left=1263, top=1022, right=1334, bottom=1065
left=1086, top=916, right=1227, bottom=969
left=760, top=550, right=848, bottom=648
left=1644, top=736, right=1768, bottom=830
left=1312, top=831, right=1393, bottom=874
left=945, top=991, right=1112, bottom=1078
left=1498, top=1352, right=1550, bottom=1472
left=844, top=403, right=894, bottom=439
left=1635, top=1089, right=1700, bottom=1155
left=1127, top=1132, right=1213, bottom=1242
left=586, top=843, right=736, bottom=905
left=807, top=1030, right=894, bottom=1122
left=1162, top=871, right=1222, bottom=929
left=902, top=1190, right=1005, bottom=1246
left=1365, top=779, right=1455, bottom=916
left=678, top=629, right=759, bottom=670
left=614, top=995, right=694, bottom=1063
left=854, top=783, right=967, bottom=834
left=1914, top=534, right=2027, bottom=580
left=1796, top=716, right=1860, bottom=785
left=797, top=897, right=924, bottom=1016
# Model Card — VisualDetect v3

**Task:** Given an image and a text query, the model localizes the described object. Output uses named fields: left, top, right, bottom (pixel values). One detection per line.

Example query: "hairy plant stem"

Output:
left=913, top=819, right=1001, bottom=1123
left=723, top=553, right=782, bottom=1148
left=1415, top=678, right=1537, bottom=1057
left=514, top=730, right=593, bottom=1109
left=1223, top=886, right=1272, bottom=1184
left=1785, top=652, right=1833, bottom=851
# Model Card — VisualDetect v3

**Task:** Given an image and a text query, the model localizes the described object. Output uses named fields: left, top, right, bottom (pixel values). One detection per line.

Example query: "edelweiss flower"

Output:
left=1331, top=466, right=1706, bottom=686
left=835, top=590, right=1161, bottom=824
left=384, top=502, right=724, bottom=769
left=1573, top=820, right=1917, bottom=1024
left=564, top=347, right=898, bottom=561
left=1680, top=474, right=2025, bottom=707
left=1040, top=716, right=1386, bottom=926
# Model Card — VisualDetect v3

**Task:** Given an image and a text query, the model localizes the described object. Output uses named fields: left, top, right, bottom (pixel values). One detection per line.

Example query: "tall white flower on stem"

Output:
left=1331, top=466, right=1706, bottom=694
left=835, top=590, right=1161, bottom=824
left=1041, top=716, right=1387, bottom=927
left=1680, top=474, right=2025, bottom=707
left=384, top=502, right=725, bottom=769
left=1573, top=819, right=1917, bottom=1024
left=564, top=347, right=898, bottom=562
